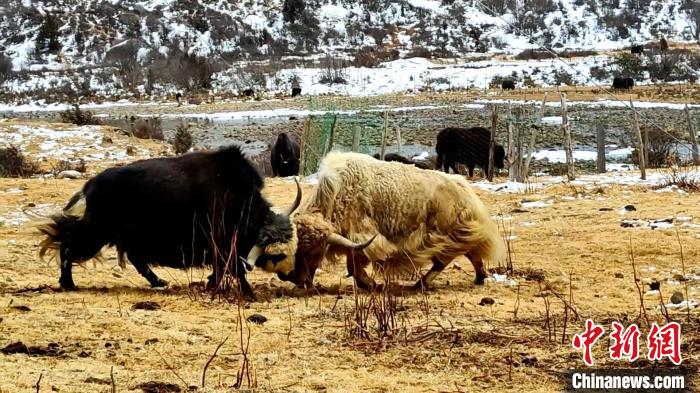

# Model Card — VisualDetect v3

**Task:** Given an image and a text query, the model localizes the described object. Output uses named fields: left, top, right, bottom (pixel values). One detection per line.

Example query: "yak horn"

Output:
left=245, top=245, right=263, bottom=271
left=284, top=178, right=302, bottom=216
left=327, top=233, right=377, bottom=250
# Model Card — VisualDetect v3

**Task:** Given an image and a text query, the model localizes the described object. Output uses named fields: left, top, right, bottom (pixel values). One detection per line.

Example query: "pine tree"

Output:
left=36, top=14, right=62, bottom=56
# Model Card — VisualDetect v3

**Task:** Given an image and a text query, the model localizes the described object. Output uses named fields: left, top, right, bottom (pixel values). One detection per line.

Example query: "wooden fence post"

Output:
left=352, top=123, right=361, bottom=152
left=396, top=127, right=402, bottom=156
left=298, top=116, right=311, bottom=175
left=685, top=104, right=699, bottom=165
left=507, top=103, right=518, bottom=181
left=596, top=122, right=606, bottom=174
left=560, top=93, right=575, bottom=181
left=523, top=92, right=547, bottom=179
left=630, top=100, right=646, bottom=180
left=325, top=114, right=337, bottom=155
left=487, top=105, right=498, bottom=181
left=379, top=110, right=389, bottom=159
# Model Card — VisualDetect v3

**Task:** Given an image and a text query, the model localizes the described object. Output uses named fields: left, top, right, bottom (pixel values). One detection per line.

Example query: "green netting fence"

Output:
left=299, top=104, right=391, bottom=176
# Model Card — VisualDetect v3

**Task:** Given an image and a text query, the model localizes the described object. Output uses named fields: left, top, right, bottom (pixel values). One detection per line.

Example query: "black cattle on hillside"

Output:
left=501, top=79, right=516, bottom=90
left=630, top=45, right=644, bottom=55
left=436, top=127, right=506, bottom=178
left=242, top=88, right=255, bottom=97
left=612, top=76, right=635, bottom=90
left=291, top=79, right=301, bottom=97
left=271, top=133, right=301, bottom=177
left=373, top=153, right=432, bottom=169
left=38, top=146, right=301, bottom=298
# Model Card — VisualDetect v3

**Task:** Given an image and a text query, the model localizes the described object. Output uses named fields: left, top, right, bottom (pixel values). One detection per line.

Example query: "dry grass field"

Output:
left=1, top=167, right=699, bottom=392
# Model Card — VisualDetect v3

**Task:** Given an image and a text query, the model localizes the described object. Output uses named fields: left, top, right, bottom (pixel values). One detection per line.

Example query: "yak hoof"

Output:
left=150, top=278, right=169, bottom=288
left=474, top=273, right=487, bottom=285
left=59, top=279, right=76, bottom=291
left=412, top=280, right=432, bottom=291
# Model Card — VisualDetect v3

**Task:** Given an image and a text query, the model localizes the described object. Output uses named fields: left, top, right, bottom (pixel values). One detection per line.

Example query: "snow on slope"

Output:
left=0, top=0, right=699, bottom=98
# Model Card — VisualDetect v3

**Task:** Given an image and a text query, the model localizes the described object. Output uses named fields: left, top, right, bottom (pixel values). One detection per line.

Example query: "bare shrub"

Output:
left=104, top=40, right=142, bottom=91
left=0, top=54, right=13, bottom=83
left=645, top=49, right=700, bottom=82
left=156, top=45, right=217, bottom=91
left=515, top=50, right=556, bottom=60
left=632, top=127, right=682, bottom=168
left=171, top=124, right=193, bottom=154
left=559, top=49, right=599, bottom=58
left=406, top=46, right=432, bottom=59
left=610, top=53, right=645, bottom=79
left=589, top=65, right=612, bottom=81
left=131, top=117, right=164, bottom=140
left=344, top=282, right=406, bottom=342
left=59, top=104, right=101, bottom=126
left=0, top=146, right=40, bottom=178
left=318, top=55, right=347, bottom=85
left=657, top=164, right=700, bottom=192
left=51, top=159, right=87, bottom=175
left=352, top=47, right=380, bottom=68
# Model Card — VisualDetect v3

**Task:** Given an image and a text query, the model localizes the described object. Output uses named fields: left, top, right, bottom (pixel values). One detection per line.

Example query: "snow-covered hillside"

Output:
left=0, top=0, right=699, bottom=99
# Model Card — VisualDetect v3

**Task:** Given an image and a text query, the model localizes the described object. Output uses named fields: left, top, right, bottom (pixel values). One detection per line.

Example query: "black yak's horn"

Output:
left=284, top=178, right=302, bottom=216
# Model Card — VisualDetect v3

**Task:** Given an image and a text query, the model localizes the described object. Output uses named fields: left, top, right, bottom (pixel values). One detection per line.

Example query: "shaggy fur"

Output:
left=299, top=152, right=504, bottom=288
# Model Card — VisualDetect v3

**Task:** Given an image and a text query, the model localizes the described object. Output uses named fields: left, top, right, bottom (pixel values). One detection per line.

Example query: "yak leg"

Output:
left=131, top=258, right=168, bottom=288
left=467, top=164, right=475, bottom=178
left=346, top=251, right=377, bottom=291
left=59, top=255, right=76, bottom=290
left=414, top=256, right=452, bottom=290
left=237, top=273, right=255, bottom=301
left=466, top=252, right=488, bottom=285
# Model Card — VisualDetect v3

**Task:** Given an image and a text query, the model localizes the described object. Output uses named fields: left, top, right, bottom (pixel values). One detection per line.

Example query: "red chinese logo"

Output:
left=573, top=321, right=682, bottom=365
left=572, top=319, right=606, bottom=366
left=609, top=322, right=640, bottom=362
left=647, top=322, right=682, bottom=365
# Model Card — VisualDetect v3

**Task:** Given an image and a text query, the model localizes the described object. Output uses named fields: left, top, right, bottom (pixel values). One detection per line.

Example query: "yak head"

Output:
left=278, top=211, right=376, bottom=288
left=244, top=180, right=303, bottom=277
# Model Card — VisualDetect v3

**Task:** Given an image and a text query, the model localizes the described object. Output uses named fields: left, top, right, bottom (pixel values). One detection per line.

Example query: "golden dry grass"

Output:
left=1, top=169, right=699, bottom=392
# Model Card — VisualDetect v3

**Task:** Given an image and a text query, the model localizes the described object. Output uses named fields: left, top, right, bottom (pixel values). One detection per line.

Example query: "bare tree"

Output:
left=689, top=2, right=700, bottom=43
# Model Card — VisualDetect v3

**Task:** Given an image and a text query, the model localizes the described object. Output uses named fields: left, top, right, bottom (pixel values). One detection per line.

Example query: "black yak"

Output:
left=373, top=153, right=432, bottom=169
left=501, top=79, right=516, bottom=90
left=270, top=133, right=301, bottom=177
left=38, top=146, right=301, bottom=298
left=436, top=127, right=506, bottom=177
left=612, top=76, right=634, bottom=90
left=630, top=45, right=644, bottom=55
left=291, top=79, right=301, bottom=97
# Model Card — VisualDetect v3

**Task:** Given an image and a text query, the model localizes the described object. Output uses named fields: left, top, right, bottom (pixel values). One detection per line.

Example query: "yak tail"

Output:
left=37, top=214, right=103, bottom=266
left=38, top=215, right=74, bottom=263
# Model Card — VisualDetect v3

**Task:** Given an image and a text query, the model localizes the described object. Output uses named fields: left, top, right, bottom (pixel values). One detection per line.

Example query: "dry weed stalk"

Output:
left=513, top=283, right=521, bottom=320
left=110, top=366, right=116, bottom=393
left=35, top=373, right=42, bottom=393
left=629, top=237, right=650, bottom=327
left=201, top=337, right=228, bottom=388
left=498, top=214, right=515, bottom=275
left=657, top=287, right=671, bottom=324
left=153, top=348, right=189, bottom=387
left=234, top=300, right=257, bottom=389
left=538, top=281, right=553, bottom=342
left=675, top=231, right=691, bottom=323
